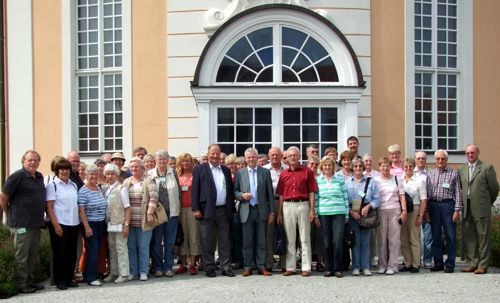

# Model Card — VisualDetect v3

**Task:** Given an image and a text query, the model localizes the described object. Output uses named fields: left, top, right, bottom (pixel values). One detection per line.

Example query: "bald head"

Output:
left=67, top=151, right=81, bottom=172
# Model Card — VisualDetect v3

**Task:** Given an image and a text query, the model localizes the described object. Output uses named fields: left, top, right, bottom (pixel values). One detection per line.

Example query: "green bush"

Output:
left=457, top=204, right=500, bottom=267
left=0, top=225, right=51, bottom=298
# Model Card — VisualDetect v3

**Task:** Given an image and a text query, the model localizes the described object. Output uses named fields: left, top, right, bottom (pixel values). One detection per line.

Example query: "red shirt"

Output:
left=179, top=174, right=193, bottom=208
left=276, top=164, right=318, bottom=200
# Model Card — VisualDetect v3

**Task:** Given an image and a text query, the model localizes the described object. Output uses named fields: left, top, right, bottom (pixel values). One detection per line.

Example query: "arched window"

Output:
left=216, top=26, right=339, bottom=84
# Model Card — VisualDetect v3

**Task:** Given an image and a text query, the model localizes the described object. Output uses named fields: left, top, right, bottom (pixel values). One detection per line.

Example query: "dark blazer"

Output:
left=459, top=159, right=499, bottom=218
left=192, top=162, right=234, bottom=220
left=234, top=166, right=274, bottom=223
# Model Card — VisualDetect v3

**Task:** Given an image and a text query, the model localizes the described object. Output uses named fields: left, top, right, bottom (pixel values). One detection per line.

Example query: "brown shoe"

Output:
left=28, top=283, right=44, bottom=290
left=461, top=267, right=478, bottom=273
left=258, top=269, right=272, bottom=276
left=283, top=270, right=297, bottom=276
left=242, top=269, right=252, bottom=277
left=232, top=264, right=243, bottom=270
left=18, top=286, right=36, bottom=294
left=301, top=271, right=311, bottom=277
left=474, top=268, right=487, bottom=274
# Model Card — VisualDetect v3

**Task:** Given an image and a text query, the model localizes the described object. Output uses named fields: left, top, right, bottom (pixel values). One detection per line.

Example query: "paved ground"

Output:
left=6, top=259, right=500, bottom=303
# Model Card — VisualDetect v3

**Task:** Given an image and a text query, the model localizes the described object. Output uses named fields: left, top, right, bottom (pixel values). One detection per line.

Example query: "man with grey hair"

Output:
left=199, top=151, right=208, bottom=164
left=458, top=144, right=499, bottom=274
left=426, top=149, right=462, bottom=273
left=414, top=150, right=433, bottom=268
left=234, top=148, right=274, bottom=276
left=276, top=146, right=318, bottom=277
left=263, top=147, right=288, bottom=271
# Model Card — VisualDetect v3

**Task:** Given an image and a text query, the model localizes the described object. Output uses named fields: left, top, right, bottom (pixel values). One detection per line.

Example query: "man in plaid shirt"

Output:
left=426, top=149, right=462, bottom=273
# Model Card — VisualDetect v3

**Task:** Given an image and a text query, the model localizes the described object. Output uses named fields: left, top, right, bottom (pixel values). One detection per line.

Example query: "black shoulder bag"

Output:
left=359, top=177, right=380, bottom=229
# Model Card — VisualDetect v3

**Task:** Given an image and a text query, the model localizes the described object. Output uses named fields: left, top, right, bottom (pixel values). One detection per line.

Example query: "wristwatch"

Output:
left=270, top=212, right=275, bottom=216
left=402, top=209, right=407, bottom=212
left=124, top=223, right=129, bottom=226
left=417, top=214, right=424, bottom=217
left=147, top=214, right=153, bottom=217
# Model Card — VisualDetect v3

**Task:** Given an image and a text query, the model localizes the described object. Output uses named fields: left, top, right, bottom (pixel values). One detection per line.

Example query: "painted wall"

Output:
left=370, top=0, right=406, bottom=160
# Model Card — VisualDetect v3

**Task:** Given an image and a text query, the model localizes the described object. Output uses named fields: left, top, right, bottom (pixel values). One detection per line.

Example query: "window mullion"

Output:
left=274, top=24, right=281, bottom=84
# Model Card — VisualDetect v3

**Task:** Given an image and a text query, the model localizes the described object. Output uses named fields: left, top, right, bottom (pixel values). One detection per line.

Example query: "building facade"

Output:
left=2, top=0, right=500, bottom=177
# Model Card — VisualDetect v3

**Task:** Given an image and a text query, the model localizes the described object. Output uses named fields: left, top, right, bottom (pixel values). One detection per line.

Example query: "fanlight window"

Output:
left=216, top=26, right=339, bottom=84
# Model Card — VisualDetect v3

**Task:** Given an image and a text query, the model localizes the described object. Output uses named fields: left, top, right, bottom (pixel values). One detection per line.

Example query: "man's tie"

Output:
left=468, top=164, right=474, bottom=197
left=250, top=169, right=257, bottom=206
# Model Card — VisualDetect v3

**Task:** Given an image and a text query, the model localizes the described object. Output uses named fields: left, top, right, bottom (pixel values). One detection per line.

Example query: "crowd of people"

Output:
left=0, top=137, right=498, bottom=293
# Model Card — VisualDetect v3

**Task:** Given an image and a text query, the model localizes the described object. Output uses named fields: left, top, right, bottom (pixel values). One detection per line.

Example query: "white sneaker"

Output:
left=385, top=269, right=395, bottom=275
left=114, top=276, right=128, bottom=284
left=363, top=269, right=372, bottom=276
left=377, top=268, right=386, bottom=274
left=103, top=275, right=116, bottom=282
left=128, top=275, right=138, bottom=281
left=424, top=262, right=432, bottom=269
left=89, top=280, right=102, bottom=286
left=352, top=270, right=360, bottom=276
left=140, top=274, right=148, bottom=281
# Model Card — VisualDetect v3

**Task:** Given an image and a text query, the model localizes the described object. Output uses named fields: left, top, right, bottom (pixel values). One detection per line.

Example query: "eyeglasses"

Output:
left=288, top=154, right=299, bottom=157
left=416, top=157, right=426, bottom=160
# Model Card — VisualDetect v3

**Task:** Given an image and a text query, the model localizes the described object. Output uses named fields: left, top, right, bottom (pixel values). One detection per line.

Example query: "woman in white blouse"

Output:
left=399, top=158, right=427, bottom=273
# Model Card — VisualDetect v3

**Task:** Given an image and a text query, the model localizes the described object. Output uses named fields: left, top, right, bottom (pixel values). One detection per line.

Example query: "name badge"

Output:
left=108, top=194, right=115, bottom=199
left=18, top=227, right=26, bottom=234
left=99, top=192, right=104, bottom=199
left=389, top=179, right=396, bottom=184
left=159, top=177, right=166, bottom=183
left=395, top=169, right=402, bottom=173
left=442, top=182, right=450, bottom=189
left=358, top=191, right=366, bottom=198
left=181, top=186, right=188, bottom=191
left=222, top=179, right=226, bottom=188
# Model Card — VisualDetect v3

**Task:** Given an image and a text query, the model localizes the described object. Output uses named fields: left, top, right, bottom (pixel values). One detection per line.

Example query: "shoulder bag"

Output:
left=359, top=177, right=380, bottom=229
left=395, top=176, right=414, bottom=213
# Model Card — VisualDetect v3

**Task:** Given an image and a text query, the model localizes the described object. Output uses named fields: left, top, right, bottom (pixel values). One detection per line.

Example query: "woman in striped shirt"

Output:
left=314, top=156, right=349, bottom=278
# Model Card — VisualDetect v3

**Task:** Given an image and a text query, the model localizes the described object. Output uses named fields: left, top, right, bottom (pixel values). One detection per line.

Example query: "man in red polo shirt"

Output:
left=276, top=146, right=319, bottom=277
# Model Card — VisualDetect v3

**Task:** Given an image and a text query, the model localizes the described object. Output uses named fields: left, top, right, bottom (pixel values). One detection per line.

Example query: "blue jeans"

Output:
left=319, top=214, right=345, bottom=273
left=232, top=213, right=244, bottom=265
left=83, top=220, right=105, bottom=283
left=349, top=215, right=372, bottom=271
left=151, top=213, right=178, bottom=272
left=422, top=220, right=433, bottom=263
left=128, top=227, right=153, bottom=275
left=428, top=200, right=456, bottom=269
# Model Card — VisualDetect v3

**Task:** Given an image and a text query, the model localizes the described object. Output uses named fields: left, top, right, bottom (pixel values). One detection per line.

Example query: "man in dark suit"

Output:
left=192, top=144, right=236, bottom=278
left=459, top=144, right=499, bottom=274
left=234, top=148, right=275, bottom=277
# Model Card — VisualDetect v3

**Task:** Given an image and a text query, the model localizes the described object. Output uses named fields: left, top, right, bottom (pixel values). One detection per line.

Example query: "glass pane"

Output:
left=449, top=139, right=457, bottom=150
left=105, top=126, right=113, bottom=137
left=227, top=37, right=252, bottom=63
left=115, top=30, right=122, bottom=42
left=257, top=48, right=273, bottom=66
left=89, top=101, right=98, bottom=112
left=415, top=99, right=421, bottom=110
left=282, top=27, right=306, bottom=49
left=423, top=112, right=432, bottom=123
left=105, top=113, right=113, bottom=124
left=115, top=126, right=122, bottom=137
left=89, top=139, right=99, bottom=151
left=415, top=125, right=421, bottom=136
left=217, top=126, right=234, bottom=142
left=438, top=139, right=447, bottom=149
left=256, top=67, right=273, bottom=83
left=89, top=31, right=98, bottom=43
left=89, top=114, right=98, bottom=125
left=415, top=112, right=421, bottom=123
left=115, top=139, right=122, bottom=151
left=78, top=59, right=87, bottom=69
left=423, top=138, right=432, bottom=150
left=89, top=88, right=98, bottom=99
left=283, top=108, right=300, bottom=124
left=247, top=27, right=272, bottom=50
left=104, top=17, right=113, bottom=29
left=302, top=108, right=318, bottom=124
left=299, top=67, right=318, bottom=82
left=283, top=126, right=300, bottom=142
left=236, top=145, right=248, bottom=157
left=316, top=57, right=338, bottom=82
left=115, top=87, right=122, bottom=98
left=448, top=113, right=457, bottom=124
left=321, top=125, right=337, bottom=141
left=236, top=67, right=257, bottom=83
left=89, top=44, right=98, bottom=56
left=218, top=108, right=234, bottom=124
left=79, top=127, right=88, bottom=138
left=437, top=113, right=447, bottom=124
left=437, top=99, right=446, bottom=111
left=89, top=18, right=98, bottom=30
left=236, top=108, right=252, bottom=124
left=448, top=126, right=457, bottom=137
left=78, top=33, right=87, bottom=44
left=302, top=126, right=319, bottom=142
left=89, top=127, right=99, bottom=138
left=104, top=43, right=113, bottom=55
left=243, top=54, right=263, bottom=73
left=89, top=57, right=98, bottom=68
left=292, top=53, right=311, bottom=72
left=105, top=139, right=113, bottom=151
left=255, top=108, right=271, bottom=124
left=105, top=87, right=113, bottom=99
left=104, top=30, right=113, bottom=42
left=282, top=48, right=297, bottom=67
left=104, top=4, right=113, bottom=16
left=79, top=89, right=88, bottom=100
left=219, top=144, right=234, bottom=155
left=236, top=126, right=253, bottom=142
left=282, top=67, right=299, bottom=83
left=79, top=102, right=88, bottom=113
left=423, top=99, right=432, bottom=110
left=255, top=126, right=271, bottom=142
left=302, top=37, right=328, bottom=63
left=79, top=140, right=88, bottom=152
left=79, top=115, right=88, bottom=125
left=217, top=57, right=239, bottom=82
left=321, top=108, right=337, bottom=124
left=448, top=100, right=457, bottom=111
left=255, top=144, right=271, bottom=156
left=115, top=113, right=122, bottom=124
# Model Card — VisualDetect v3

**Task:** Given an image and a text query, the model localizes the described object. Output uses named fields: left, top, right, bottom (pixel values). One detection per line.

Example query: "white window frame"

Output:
left=405, top=0, right=473, bottom=163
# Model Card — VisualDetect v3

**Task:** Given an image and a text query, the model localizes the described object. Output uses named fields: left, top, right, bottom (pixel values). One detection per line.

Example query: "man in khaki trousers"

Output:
left=459, top=144, right=499, bottom=274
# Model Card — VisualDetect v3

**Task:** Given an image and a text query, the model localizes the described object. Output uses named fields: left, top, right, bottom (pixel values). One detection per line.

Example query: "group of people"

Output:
left=0, top=137, right=498, bottom=293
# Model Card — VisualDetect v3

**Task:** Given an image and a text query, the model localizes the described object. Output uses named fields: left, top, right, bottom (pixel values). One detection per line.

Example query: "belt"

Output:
left=215, top=205, right=226, bottom=208
left=429, top=199, right=454, bottom=203
left=274, top=196, right=280, bottom=200
left=284, top=199, right=308, bottom=202
left=243, top=203, right=258, bottom=208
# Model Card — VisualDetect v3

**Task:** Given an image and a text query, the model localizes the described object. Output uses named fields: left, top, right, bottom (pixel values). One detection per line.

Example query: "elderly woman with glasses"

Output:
left=388, top=144, right=404, bottom=178
left=148, top=150, right=182, bottom=278
left=308, top=155, right=324, bottom=272
left=346, top=159, right=380, bottom=276
left=124, top=157, right=158, bottom=281
left=78, top=164, right=107, bottom=286
left=101, top=164, right=131, bottom=284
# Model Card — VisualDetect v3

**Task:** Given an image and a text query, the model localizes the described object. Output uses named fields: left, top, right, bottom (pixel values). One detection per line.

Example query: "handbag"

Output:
left=359, top=177, right=380, bottom=229
left=107, top=222, right=124, bottom=233
left=395, top=176, right=414, bottom=213
left=344, top=225, right=355, bottom=248
left=150, top=201, right=168, bottom=227
left=175, top=222, right=184, bottom=246
left=273, top=224, right=287, bottom=255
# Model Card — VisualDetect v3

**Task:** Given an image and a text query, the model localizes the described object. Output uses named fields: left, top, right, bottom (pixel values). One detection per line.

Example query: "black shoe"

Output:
left=411, top=267, right=419, bottom=273
left=399, top=266, right=413, bottom=272
left=18, top=286, right=36, bottom=293
left=28, top=283, right=44, bottom=290
left=206, top=269, right=216, bottom=278
left=221, top=270, right=236, bottom=277
left=430, top=266, right=444, bottom=272
left=57, top=284, right=67, bottom=290
left=66, top=282, right=79, bottom=288
left=444, top=268, right=454, bottom=273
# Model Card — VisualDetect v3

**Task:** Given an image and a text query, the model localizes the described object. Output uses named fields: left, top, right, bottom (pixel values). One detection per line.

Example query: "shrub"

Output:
left=0, top=225, right=51, bottom=298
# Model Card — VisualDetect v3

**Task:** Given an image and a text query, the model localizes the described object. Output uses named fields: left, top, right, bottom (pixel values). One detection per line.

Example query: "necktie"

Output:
left=250, top=169, right=257, bottom=206
left=468, top=165, right=474, bottom=197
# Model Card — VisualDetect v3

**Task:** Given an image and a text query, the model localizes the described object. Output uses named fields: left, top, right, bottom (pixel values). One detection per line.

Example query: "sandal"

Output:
left=316, top=263, right=325, bottom=272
